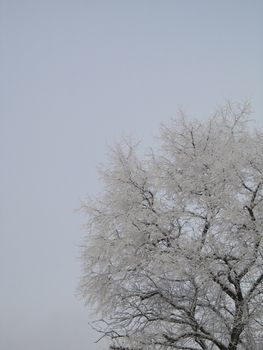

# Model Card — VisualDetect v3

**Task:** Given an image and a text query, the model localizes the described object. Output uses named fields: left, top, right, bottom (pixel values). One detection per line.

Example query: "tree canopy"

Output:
left=79, top=102, right=263, bottom=350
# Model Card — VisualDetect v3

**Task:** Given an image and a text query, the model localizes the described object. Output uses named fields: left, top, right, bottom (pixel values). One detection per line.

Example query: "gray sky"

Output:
left=0, top=1, right=262, bottom=349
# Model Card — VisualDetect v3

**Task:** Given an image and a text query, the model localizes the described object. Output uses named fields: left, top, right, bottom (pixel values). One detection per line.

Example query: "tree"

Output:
left=79, top=102, right=263, bottom=350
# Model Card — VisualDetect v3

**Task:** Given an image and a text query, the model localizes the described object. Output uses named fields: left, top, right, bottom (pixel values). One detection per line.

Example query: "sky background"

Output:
left=0, top=1, right=262, bottom=349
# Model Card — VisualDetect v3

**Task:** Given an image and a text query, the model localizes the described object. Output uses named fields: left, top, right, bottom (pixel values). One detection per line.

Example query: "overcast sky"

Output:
left=0, top=1, right=262, bottom=349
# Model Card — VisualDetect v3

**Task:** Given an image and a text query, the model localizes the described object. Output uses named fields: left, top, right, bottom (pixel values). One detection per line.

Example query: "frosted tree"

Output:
left=79, top=102, right=263, bottom=350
